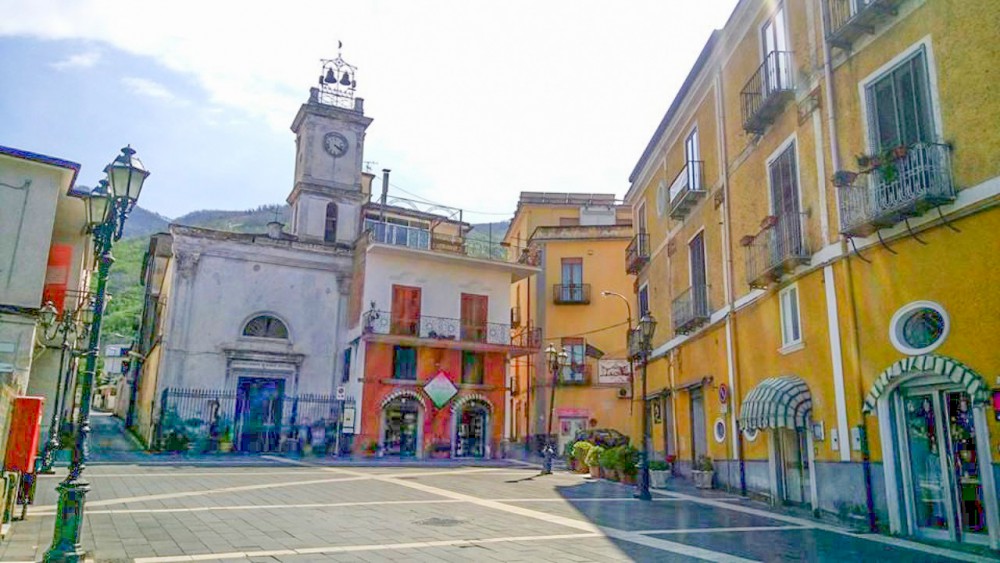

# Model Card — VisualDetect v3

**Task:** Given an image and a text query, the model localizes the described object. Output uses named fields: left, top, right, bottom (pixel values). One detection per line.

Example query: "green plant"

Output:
left=573, top=428, right=629, bottom=449
left=362, top=439, right=378, bottom=454
left=599, top=446, right=620, bottom=470
left=572, top=441, right=594, bottom=465
left=617, top=445, right=640, bottom=476
left=694, top=455, right=714, bottom=472
left=562, top=441, right=577, bottom=459
left=647, top=460, right=671, bottom=471
left=585, top=445, right=605, bottom=469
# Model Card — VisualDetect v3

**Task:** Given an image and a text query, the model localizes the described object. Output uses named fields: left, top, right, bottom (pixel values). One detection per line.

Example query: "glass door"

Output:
left=777, top=428, right=809, bottom=505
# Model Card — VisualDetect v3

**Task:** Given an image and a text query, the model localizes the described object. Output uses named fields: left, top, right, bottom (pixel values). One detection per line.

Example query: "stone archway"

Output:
left=451, top=394, right=493, bottom=459
left=379, top=390, right=425, bottom=458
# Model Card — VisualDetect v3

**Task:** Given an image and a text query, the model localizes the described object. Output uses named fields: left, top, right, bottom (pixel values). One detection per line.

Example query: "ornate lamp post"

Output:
left=541, top=343, right=569, bottom=475
left=36, top=302, right=79, bottom=474
left=44, top=147, right=149, bottom=563
left=635, top=313, right=657, bottom=502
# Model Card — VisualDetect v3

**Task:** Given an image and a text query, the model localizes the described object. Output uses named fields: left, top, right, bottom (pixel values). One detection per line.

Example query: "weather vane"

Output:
left=317, top=40, right=357, bottom=109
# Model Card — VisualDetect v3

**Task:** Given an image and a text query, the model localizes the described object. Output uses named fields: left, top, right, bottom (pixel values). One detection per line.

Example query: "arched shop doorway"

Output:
left=381, top=392, right=424, bottom=457
left=865, top=355, right=999, bottom=548
left=452, top=396, right=492, bottom=458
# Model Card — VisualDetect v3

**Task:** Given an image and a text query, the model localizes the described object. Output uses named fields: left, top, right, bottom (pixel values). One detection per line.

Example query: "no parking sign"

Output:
left=718, top=383, right=729, bottom=405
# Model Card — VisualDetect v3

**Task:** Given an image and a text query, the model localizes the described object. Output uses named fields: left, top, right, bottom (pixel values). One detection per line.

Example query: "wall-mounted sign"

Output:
left=597, top=359, right=630, bottom=385
left=423, top=371, right=458, bottom=408
left=341, top=406, right=356, bottom=434
left=718, top=383, right=729, bottom=404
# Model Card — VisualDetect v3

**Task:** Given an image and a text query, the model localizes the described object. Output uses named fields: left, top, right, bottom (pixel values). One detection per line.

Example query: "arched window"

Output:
left=242, top=315, right=289, bottom=339
left=324, top=203, right=338, bottom=243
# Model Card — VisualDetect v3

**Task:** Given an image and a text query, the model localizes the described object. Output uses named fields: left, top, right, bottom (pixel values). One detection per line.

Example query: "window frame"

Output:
left=461, top=351, right=485, bottom=385
left=863, top=46, right=936, bottom=151
left=241, top=315, right=290, bottom=340
left=561, top=337, right=586, bottom=383
left=324, top=202, right=338, bottom=243
left=392, top=345, right=417, bottom=381
left=778, top=283, right=803, bottom=350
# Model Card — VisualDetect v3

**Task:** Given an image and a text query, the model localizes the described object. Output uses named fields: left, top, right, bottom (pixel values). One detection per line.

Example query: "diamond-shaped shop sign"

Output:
left=423, top=371, right=458, bottom=408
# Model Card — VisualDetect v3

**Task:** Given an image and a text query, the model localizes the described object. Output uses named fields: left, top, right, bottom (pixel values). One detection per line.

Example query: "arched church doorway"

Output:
left=455, top=401, right=490, bottom=458
left=382, top=396, right=421, bottom=457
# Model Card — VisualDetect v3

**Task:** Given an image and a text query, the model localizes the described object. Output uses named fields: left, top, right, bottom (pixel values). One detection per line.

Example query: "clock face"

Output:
left=324, top=132, right=349, bottom=157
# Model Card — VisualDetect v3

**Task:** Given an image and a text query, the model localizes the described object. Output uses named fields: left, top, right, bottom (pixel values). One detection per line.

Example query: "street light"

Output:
left=541, top=343, right=568, bottom=475
left=45, top=146, right=149, bottom=563
left=36, top=304, right=78, bottom=474
left=635, top=313, right=657, bottom=501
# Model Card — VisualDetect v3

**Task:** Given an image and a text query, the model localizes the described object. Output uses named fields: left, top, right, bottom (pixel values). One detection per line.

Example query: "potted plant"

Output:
left=572, top=441, right=594, bottom=474
left=585, top=445, right=604, bottom=479
left=648, top=459, right=672, bottom=488
left=361, top=439, right=378, bottom=457
left=692, top=455, right=715, bottom=489
left=832, top=170, right=858, bottom=188
left=218, top=426, right=233, bottom=453
left=563, top=441, right=578, bottom=471
left=600, top=446, right=620, bottom=481
left=617, top=446, right=640, bottom=485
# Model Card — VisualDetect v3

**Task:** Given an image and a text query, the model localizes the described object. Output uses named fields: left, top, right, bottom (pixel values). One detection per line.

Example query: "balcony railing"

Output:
left=511, top=325, right=542, bottom=350
left=824, top=0, right=903, bottom=49
left=559, top=363, right=592, bottom=385
left=744, top=213, right=810, bottom=288
left=672, top=285, right=711, bottom=334
left=838, top=143, right=956, bottom=238
left=363, top=310, right=521, bottom=347
left=625, top=233, right=650, bottom=275
left=365, top=219, right=531, bottom=266
left=741, top=51, right=795, bottom=135
left=669, top=160, right=706, bottom=219
left=552, top=284, right=591, bottom=305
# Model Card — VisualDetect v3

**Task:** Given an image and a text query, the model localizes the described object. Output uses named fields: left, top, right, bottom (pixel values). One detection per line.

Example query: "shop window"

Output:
left=779, top=284, right=802, bottom=348
left=393, top=346, right=417, bottom=380
left=462, top=351, right=484, bottom=385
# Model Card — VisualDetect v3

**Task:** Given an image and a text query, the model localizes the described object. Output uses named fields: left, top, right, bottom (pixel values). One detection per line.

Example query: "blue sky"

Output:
left=0, top=1, right=738, bottom=221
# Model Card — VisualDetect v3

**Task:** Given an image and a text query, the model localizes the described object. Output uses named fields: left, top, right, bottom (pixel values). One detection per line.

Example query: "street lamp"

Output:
left=541, top=343, right=568, bottom=475
left=36, top=303, right=78, bottom=474
left=635, top=313, right=657, bottom=501
left=45, top=146, right=149, bottom=563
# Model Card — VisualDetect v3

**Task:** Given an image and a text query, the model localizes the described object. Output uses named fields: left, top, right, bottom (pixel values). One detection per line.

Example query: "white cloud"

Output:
left=121, top=77, right=186, bottom=104
left=1, top=0, right=739, bottom=215
left=50, top=49, right=100, bottom=70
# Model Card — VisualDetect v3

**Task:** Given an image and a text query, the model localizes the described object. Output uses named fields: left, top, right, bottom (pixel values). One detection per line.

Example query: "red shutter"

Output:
left=42, top=244, right=73, bottom=313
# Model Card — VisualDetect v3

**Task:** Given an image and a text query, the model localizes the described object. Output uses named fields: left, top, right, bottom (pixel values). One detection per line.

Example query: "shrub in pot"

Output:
left=692, top=455, right=715, bottom=489
left=648, top=459, right=672, bottom=489
left=599, top=446, right=621, bottom=481
left=585, top=445, right=604, bottom=478
left=617, top=445, right=640, bottom=485
left=572, top=441, right=594, bottom=473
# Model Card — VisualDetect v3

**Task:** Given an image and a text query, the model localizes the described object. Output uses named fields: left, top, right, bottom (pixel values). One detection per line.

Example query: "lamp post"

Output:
left=635, top=313, right=657, bottom=502
left=601, top=291, right=636, bottom=411
left=45, top=146, right=149, bottom=563
left=541, top=343, right=568, bottom=475
left=36, top=303, right=79, bottom=474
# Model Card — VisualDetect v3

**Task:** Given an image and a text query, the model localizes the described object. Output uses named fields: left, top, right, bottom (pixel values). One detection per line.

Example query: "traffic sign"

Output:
left=719, top=383, right=729, bottom=404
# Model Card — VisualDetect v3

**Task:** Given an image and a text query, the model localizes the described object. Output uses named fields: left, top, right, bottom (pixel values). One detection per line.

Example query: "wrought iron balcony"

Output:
left=362, top=310, right=524, bottom=347
left=740, top=51, right=795, bottom=135
left=552, top=284, right=591, bottom=305
left=559, top=363, right=592, bottom=386
left=511, top=325, right=542, bottom=350
left=365, top=219, right=531, bottom=266
left=824, top=0, right=903, bottom=49
left=672, top=285, right=710, bottom=335
left=625, top=233, right=650, bottom=275
left=743, top=213, right=810, bottom=288
left=669, top=160, right=706, bottom=220
left=838, top=143, right=956, bottom=238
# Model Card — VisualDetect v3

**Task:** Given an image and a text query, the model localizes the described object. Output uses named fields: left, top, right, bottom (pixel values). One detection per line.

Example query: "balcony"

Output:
left=552, top=284, right=591, bottom=305
left=824, top=0, right=903, bottom=49
left=672, top=285, right=710, bottom=335
left=740, top=51, right=795, bottom=135
left=625, top=233, right=650, bottom=275
left=559, top=363, right=592, bottom=386
left=838, top=143, right=956, bottom=238
left=365, top=219, right=530, bottom=266
left=669, top=160, right=706, bottom=220
left=362, top=310, right=538, bottom=350
left=743, top=213, right=810, bottom=289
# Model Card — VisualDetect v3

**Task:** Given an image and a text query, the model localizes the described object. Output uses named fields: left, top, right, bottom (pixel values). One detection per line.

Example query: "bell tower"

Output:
left=288, top=46, right=373, bottom=244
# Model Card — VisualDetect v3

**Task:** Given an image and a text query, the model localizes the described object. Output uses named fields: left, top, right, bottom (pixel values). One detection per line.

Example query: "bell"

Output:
left=340, top=71, right=351, bottom=86
left=325, top=68, right=337, bottom=83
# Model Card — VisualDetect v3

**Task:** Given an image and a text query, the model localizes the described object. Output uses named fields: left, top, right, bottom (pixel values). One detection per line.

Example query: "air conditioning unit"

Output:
left=617, top=387, right=632, bottom=399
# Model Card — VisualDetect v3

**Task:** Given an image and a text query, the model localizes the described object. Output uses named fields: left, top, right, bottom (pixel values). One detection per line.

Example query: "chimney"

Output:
left=266, top=221, right=284, bottom=239
left=380, top=169, right=390, bottom=221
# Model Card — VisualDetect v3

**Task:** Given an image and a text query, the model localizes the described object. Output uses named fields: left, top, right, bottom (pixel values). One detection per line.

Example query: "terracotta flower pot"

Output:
left=589, top=465, right=601, bottom=479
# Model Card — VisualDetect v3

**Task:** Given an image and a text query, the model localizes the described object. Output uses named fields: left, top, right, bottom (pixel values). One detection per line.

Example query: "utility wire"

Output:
left=385, top=181, right=515, bottom=217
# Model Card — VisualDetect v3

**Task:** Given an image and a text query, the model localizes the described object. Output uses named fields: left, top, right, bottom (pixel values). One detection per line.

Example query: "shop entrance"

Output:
left=235, top=376, right=284, bottom=452
left=895, top=384, right=990, bottom=544
left=456, top=402, right=488, bottom=458
left=775, top=428, right=810, bottom=505
left=383, top=397, right=420, bottom=457
left=558, top=417, right=588, bottom=456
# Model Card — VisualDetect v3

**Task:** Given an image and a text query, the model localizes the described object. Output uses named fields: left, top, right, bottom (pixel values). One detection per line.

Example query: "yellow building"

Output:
left=504, top=192, right=636, bottom=456
left=624, top=0, right=1000, bottom=549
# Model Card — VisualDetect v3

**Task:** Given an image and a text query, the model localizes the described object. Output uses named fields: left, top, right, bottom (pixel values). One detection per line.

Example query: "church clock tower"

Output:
left=288, top=48, right=373, bottom=244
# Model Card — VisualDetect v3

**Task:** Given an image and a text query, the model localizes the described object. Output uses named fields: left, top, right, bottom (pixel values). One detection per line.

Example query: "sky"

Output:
left=0, top=1, right=739, bottom=221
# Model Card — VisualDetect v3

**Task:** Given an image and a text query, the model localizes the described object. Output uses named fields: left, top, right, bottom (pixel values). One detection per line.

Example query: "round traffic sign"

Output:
left=718, top=383, right=729, bottom=404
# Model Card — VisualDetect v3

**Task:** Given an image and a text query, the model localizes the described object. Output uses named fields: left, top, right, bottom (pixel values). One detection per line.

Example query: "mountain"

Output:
left=121, top=206, right=171, bottom=238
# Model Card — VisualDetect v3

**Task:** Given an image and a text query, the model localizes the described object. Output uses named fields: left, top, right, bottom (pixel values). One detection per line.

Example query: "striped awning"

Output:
left=738, top=375, right=812, bottom=431
left=863, top=354, right=988, bottom=414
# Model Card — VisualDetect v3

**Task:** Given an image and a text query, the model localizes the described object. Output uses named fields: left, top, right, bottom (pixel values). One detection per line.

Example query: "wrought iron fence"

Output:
left=838, top=142, right=955, bottom=236
left=552, top=284, right=591, bottom=304
left=672, top=284, right=711, bottom=334
left=745, top=213, right=810, bottom=288
left=740, top=51, right=794, bottom=134
left=155, top=387, right=351, bottom=454
left=559, top=363, right=592, bottom=385
left=362, top=310, right=514, bottom=346
left=626, top=233, right=650, bottom=274
left=825, top=0, right=902, bottom=47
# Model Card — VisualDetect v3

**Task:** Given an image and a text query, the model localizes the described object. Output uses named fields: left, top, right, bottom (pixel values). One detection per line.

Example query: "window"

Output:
left=324, top=203, right=338, bottom=243
left=685, top=128, right=701, bottom=191
left=393, top=346, right=417, bottom=380
left=636, top=202, right=647, bottom=234
left=689, top=231, right=708, bottom=314
left=561, top=337, right=586, bottom=383
left=560, top=258, right=584, bottom=301
left=461, top=351, right=484, bottom=384
left=559, top=217, right=580, bottom=226
left=779, top=284, right=802, bottom=348
left=866, top=49, right=934, bottom=150
left=391, top=285, right=421, bottom=336
left=889, top=301, right=949, bottom=355
left=242, top=315, right=288, bottom=339
left=768, top=141, right=804, bottom=255
left=638, top=284, right=650, bottom=317
left=341, top=348, right=351, bottom=383
left=461, top=294, right=488, bottom=342
left=761, top=4, right=790, bottom=93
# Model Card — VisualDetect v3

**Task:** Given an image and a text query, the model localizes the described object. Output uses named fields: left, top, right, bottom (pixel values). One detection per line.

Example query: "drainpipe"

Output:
left=819, top=1, right=877, bottom=533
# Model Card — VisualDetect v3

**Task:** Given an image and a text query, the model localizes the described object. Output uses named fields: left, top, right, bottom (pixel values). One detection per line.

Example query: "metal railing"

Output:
left=740, top=51, right=795, bottom=134
left=838, top=143, right=956, bottom=237
left=552, top=284, right=591, bottom=304
left=511, top=325, right=542, bottom=350
left=560, top=363, right=592, bottom=385
left=672, top=284, right=711, bottom=334
left=626, top=233, right=650, bottom=275
left=668, top=160, right=706, bottom=219
left=365, top=219, right=531, bottom=265
left=363, top=309, right=522, bottom=347
left=825, top=0, right=902, bottom=48
left=745, top=213, right=810, bottom=288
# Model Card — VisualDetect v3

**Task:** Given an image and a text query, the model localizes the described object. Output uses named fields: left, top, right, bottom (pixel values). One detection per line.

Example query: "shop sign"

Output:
left=423, top=371, right=458, bottom=408
left=597, top=359, right=630, bottom=385
left=341, top=406, right=356, bottom=434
